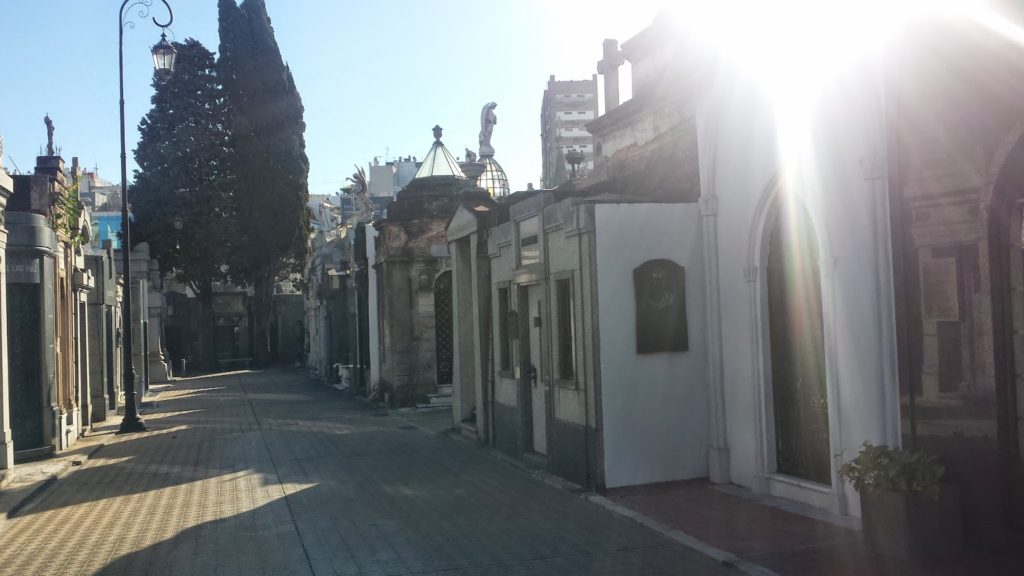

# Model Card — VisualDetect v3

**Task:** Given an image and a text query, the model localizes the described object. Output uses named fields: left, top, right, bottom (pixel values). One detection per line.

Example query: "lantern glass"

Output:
left=151, top=34, right=176, bottom=79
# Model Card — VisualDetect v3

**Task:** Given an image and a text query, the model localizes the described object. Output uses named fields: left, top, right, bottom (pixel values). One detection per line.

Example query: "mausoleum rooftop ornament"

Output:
left=476, top=102, right=509, bottom=196
left=414, top=125, right=466, bottom=180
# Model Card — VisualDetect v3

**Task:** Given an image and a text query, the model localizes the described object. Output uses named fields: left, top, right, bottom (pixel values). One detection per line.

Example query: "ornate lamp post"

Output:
left=565, top=148, right=585, bottom=179
left=118, top=0, right=176, bottom=433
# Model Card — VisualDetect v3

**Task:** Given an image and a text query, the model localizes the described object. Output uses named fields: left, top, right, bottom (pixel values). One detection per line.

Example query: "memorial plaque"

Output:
left=212, top=293, right=246, bottom=317
left=921, top=257, right=959, bottom=321
left=634, top=259, right=688, bottom=353
left=6, top=256, right=41, bottom=284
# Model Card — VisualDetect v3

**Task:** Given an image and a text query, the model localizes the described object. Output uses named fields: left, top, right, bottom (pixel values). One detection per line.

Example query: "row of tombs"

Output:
left=305, top=15, right=1024, bottom=547
left=0, top=154, right=173, bottom=468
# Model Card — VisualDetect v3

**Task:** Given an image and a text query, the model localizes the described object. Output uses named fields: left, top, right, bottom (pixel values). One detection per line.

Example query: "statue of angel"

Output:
left=344, top=165, right=375, bottom=222
left=479, top=102, right=497, bottom=157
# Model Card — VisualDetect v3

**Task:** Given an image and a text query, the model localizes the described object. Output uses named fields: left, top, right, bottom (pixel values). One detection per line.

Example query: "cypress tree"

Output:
left=132, top=38, right=235, bottom=371
left=218, top=0, right=310, bottom=366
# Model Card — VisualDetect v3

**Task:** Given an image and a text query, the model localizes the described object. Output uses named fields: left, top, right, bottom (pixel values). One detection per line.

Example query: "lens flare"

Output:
left=666, top=0, right=1023, bottom=192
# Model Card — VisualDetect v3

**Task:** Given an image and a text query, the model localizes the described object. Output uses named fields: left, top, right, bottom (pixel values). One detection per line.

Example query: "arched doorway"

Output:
left=764, top=195, right=831, bottom=485
left=434, top=271, right=453, bottom=386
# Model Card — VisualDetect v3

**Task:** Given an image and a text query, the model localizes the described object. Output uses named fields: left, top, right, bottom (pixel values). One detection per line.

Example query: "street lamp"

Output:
left=118, top=0, right=175, bottom=434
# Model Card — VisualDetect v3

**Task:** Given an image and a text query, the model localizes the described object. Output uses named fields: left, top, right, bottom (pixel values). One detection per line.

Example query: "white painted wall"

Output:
left=702, top=57, right=896, bottom=515
left=596, top=203, right=709, bottom=488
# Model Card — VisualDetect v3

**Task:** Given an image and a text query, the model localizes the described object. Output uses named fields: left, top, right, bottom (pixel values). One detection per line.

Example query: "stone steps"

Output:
left=415, top=384, right=453, bottom=409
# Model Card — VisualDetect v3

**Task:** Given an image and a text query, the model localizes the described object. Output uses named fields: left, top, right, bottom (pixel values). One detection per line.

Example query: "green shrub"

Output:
left=839, top=442, right=945, bottom=499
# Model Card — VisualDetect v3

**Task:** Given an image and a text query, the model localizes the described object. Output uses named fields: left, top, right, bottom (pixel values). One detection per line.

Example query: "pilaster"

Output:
left=700, top=192, right=731, bottom=483
left=0, top=168, right=13, bottom=469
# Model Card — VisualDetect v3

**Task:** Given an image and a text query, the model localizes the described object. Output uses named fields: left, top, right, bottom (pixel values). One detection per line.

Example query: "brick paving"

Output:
left=0, top=370, right=739, bottom=576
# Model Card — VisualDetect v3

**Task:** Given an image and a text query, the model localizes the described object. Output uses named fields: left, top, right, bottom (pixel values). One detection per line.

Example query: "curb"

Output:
left=0, top=386, right=168, bottom=533
left=333, top=385, right=781, bottom=575
left=586, top=494, right=782, bottom=576
left=0, top=435, right=112, bottom=536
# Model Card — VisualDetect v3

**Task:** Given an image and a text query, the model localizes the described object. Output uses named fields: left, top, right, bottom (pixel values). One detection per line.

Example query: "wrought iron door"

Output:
left=434, top=271, right=453, bottom=385
left=9, top=284, right=45, bottom=451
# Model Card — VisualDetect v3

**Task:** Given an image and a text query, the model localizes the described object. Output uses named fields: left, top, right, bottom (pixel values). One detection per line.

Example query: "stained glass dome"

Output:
left=478, top=155, right=509, bottom=197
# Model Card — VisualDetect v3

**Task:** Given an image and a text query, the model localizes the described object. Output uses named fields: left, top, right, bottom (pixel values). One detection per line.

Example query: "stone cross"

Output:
left=597, top=39, right=625, bottom=111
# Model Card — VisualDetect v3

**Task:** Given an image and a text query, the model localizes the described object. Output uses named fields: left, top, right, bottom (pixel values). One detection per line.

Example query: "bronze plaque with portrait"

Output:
left=634, top=259, right=688, bottom=353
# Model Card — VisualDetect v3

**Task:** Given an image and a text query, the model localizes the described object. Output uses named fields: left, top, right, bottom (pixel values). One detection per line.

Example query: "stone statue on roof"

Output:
left=465, top=148, right=477, bottom=163
left=479, top=102, right=497, bottom=157
left=344, top=165, right=374, bottom=223
left=44, top=114, right=55, bottom=156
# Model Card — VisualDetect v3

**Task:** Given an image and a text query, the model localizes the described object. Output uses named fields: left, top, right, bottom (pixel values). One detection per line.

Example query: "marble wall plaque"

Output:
left=6, top=256, right=41, bottom=284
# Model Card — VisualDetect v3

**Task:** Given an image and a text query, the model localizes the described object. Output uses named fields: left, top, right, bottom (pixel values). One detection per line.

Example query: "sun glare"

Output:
left=665, top=0, right=1023, bottom=192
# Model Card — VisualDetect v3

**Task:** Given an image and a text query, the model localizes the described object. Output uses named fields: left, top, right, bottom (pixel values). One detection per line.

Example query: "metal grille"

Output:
left=434, top=271, right=454, bottom=385
left=9, top=284, right=45, bottom=450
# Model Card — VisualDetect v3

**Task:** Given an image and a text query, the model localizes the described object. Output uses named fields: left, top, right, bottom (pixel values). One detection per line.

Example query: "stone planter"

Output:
left=861, top=485, right=963, bottom=560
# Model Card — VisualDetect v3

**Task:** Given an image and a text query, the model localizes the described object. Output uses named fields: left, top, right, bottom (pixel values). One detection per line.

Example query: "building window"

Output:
left=498, top=286, right=511, bottom=372
left=556, top=278, right=576, bottom=381
left=518, top=216, right=540, bottom=266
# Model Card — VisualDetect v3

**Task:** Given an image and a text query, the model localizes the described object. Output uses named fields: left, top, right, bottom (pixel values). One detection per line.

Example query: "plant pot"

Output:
left=860, top=485, right=963, bottom=560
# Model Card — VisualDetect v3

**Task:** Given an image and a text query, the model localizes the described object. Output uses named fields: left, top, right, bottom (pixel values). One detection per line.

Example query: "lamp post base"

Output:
left=117, top=415, right=147, bottom=434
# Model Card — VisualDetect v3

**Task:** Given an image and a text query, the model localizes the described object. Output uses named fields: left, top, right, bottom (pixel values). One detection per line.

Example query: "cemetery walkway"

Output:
left=0, top=370, right=739, bottom=576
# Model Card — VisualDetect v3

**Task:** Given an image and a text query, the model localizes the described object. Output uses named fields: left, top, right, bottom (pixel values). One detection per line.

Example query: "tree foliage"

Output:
left=132, top=38, right=235, bottom=294
left=218, top=0, right=310, bottom=364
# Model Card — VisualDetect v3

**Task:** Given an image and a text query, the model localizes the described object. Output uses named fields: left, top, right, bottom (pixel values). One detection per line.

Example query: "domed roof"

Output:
left=414, top=125, right=466, bottom=180
left=478, top=155, right=509, bottom=197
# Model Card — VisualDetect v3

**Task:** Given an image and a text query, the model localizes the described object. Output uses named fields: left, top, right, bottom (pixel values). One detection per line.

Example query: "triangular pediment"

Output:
left=446, top=203, right=490, bottom=240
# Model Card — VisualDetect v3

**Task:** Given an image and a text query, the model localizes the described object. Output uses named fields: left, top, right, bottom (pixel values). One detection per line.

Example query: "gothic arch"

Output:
left=747, top=177, right=844, bottom=507
left=983, top=120, right=1024, bottom=206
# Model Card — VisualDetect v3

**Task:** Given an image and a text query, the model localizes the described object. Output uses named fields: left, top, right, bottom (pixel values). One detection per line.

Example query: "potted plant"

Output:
left=840, top=442, right=962, bottom=560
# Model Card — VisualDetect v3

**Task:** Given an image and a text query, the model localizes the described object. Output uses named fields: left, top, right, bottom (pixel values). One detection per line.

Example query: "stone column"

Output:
left=470, top=230, right=490, bottom=442
left=86, top=253, right=111, bottom=422
left=147, top=288, right=171, bottom=383
left=72, top=265, right=94, bottom=431
left=145, top=257, right=170, bottom=383
left=0, top=168, right=13, bottom=469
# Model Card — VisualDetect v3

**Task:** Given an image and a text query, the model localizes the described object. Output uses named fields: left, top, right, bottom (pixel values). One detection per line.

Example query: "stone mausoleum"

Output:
left=375, top=126, right=493, bottom=406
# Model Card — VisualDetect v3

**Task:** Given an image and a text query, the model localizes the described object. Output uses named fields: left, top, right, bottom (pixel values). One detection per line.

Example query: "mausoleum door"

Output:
left=765, top=198, right=831, bottom=485
left=523, top=284, right=548, bottom=455
left=434, top=271, right=454, bottom=386
left=9, top=283, right=45, bottom=451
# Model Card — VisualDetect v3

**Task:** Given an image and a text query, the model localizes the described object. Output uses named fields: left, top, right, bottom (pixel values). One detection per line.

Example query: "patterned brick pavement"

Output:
left=0, top=370, right=739, bottom=576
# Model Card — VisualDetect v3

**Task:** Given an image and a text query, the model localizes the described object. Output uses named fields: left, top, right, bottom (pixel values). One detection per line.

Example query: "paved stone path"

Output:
left=0, top=371, right=739, bottom=576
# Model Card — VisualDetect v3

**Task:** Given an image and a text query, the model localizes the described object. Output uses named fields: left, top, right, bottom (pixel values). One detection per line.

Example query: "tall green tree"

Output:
left=132, top=38, right=235, bottom=371
left=218, top=0, right=310, bottom=366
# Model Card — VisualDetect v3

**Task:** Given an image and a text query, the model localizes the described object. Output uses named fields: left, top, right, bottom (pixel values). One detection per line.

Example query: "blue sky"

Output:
left=0, top=0, right=667, bottom=196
